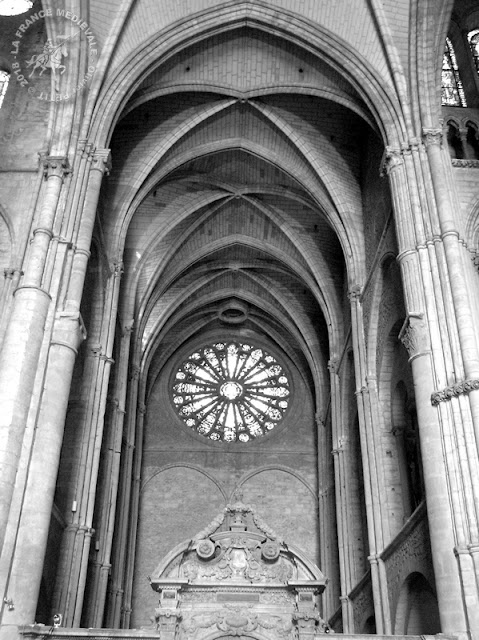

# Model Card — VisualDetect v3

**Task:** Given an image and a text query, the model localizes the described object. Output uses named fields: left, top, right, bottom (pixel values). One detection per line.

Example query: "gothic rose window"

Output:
left=442, top=37, right=467, bottom=106
left=172, top=341, right=290, bottom=442
left=0, top=0, right=33, bottom=16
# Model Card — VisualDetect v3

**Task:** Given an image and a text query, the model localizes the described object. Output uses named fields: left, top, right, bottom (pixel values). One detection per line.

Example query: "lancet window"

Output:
left=468, top=29, right=479, bottom=75
left=442, top=37, right=467, bottom=106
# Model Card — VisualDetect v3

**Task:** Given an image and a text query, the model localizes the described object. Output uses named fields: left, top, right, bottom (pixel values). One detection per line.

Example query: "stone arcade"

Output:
left=1, top=1, right=479, bottom=640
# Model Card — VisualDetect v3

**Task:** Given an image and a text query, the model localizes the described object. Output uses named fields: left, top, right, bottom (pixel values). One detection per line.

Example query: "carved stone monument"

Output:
left=149, top=497, right=328, bottom=640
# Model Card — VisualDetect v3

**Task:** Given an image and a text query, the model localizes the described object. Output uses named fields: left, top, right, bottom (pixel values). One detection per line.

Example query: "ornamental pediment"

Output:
left=149, top=498, right=329, bottom=640
left=150, top=497, right=326, bottom=589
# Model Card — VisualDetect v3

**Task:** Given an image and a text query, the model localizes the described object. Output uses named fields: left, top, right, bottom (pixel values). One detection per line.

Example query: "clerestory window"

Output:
left=171, top=341, right=290, bottom=443
left=467, top=29, right=479, bottom=76
left=442, top=37, right=467, bottom=106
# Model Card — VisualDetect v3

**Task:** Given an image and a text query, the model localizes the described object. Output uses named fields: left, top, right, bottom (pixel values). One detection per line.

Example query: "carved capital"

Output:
left=332, top=435, right=348, bottom=456
left=41, top=155, right=71, bottom=181
left=111, top=260, right=124, bottom=277
left=381, top=147, right=403, bottom=176
left=315, top=412, right=325, bottom=429
left=138, top=402, right=147, bottom=415
left=90, top=149, right=112, bottom=175
left=348, top=283, right=362, bottom=302
left=131, top=364, right=141, bottom=380
left=78, top=139, right=94, bottom=158
left=3, top=267, right=22, bottom=280
left=431, top=378, right=479, bottom=406
left=327, top=358, right=338, bottom=373
left=398, top=313, right=430, bottom=360
left=155, top=605, right=182, bottom=636
left=422, top=128, right=443, bottom=148
left=122, top=319, right=135, bottom=336
left=355, top=385, right=368, bottom=397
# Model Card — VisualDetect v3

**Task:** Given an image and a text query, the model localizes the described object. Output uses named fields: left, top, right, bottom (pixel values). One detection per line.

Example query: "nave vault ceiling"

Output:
left=84, top=1, right=446, bottom=404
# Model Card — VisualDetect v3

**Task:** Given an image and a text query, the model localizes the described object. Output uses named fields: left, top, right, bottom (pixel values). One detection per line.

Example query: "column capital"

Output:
left=332, top=435, right=348, bottom=456
left=400, top=137, right=421, bottom=155
left=90, top=149, right=112, bottom=175
left=348, top=283, right=362, bottom=302
left=398, top=313, right=430, bottom=360
left=422, top=128, right=443, bottom=148
left=131, top=364, right=141, bottom=380
left=381, top=146, right=403, bottom=175
left=122, top=319, right=135, bottom=336
left=40, top=154, right=71, bottom=181
left=327, top=358, right=338, bottom=373
left=4, top=267, right=23, bottom=279
left=78, top=139, right=95, bottom=158
left=315, top=412, right=325, bottom=429
left=111, top=260, right=124, bottom=277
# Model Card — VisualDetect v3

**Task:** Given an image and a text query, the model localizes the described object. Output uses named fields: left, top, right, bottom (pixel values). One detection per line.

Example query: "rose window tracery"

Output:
left=172, top=342, right=290, bottom=442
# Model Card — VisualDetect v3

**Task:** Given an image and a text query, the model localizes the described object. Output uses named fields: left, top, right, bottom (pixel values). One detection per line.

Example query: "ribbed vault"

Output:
left=99, top=22, right=384, bottom=417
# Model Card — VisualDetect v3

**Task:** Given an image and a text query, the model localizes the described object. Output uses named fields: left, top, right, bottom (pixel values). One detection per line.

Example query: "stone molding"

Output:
left=452, top=159, right=479, bottom=168
left=431, top=378, right=479, bottom=405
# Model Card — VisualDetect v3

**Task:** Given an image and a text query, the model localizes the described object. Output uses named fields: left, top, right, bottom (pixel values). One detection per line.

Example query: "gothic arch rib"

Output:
left=85, top=2, right=407, bottom=148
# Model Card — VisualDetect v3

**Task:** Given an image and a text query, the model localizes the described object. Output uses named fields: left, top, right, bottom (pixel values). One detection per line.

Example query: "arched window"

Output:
left=446, top=120, right=465, bottom=158
left=0, top=70, right=10, bottom=109
left=467, top=29, right=479, bottom=75
left=466, top=121, right=479, bottom=159
left=442, top=37, right=467, bottom=106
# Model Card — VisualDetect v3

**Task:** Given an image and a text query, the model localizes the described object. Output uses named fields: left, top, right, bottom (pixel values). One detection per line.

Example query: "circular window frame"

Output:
left=169, top=337, right=294, bottom=445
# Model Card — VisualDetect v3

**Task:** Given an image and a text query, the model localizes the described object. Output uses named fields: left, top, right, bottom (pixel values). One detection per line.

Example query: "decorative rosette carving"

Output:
left=196, top=539, right=216, bottom=560
left=262, top=541, right=280, bottom=561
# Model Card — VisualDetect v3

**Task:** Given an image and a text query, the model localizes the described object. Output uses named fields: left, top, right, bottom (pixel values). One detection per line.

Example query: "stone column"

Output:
left=0, top=149, right=110, bottom=633
left=121, top=379, right=145, bottom=630
left=47, top=151, right=112, bottom=628
left=0, top=157, right=69, bottom=555
left=384, top=143, right=471, bottom=636
left=2, top=310, right=86, bottom=633
left=329, top=358, right=354, bottom=631
left=104, top=358, right=141, bottom=628
left=315, top=401, right=338, bottom=618
left=83, top=318, right=134, bottom=628
left=348, top=286, right=391, bottom=634
left=399, top=315, right=470, bottom=634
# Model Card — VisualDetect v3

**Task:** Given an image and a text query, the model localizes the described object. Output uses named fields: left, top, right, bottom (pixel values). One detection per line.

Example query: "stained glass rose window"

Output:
left=172, top=342, right=290, bottom=442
